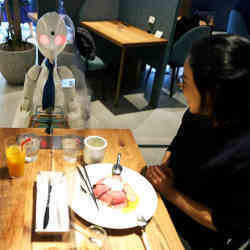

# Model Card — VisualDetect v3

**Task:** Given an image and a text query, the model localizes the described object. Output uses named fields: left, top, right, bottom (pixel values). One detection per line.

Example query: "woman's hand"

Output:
left=145, top=165, right=176, bottom=198
left=146, top=166, right=217, bottom=231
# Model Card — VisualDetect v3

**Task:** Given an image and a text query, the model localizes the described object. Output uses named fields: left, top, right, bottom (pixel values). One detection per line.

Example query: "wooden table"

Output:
left=0, top=128, right=183, bottom=250
left=80, top=20, right=168, bottom=106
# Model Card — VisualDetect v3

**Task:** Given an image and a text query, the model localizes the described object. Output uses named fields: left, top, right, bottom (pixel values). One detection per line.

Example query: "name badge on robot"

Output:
left=62, top=78, right=75, bottom=88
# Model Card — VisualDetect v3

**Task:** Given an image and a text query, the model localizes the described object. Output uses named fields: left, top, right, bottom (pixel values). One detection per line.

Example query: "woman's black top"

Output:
left=168, top=110, right=250, bottom=241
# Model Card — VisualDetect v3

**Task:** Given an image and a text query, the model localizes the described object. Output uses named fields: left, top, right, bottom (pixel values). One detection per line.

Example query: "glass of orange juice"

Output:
left=5, top=137, right=25, bottom=178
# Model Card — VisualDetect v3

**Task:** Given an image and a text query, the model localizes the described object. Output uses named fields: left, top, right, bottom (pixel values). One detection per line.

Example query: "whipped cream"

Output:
left=102, top=178, right=124, bottom=191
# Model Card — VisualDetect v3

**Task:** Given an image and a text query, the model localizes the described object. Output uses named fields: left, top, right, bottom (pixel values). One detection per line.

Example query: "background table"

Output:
left=28, top=12, right=38, bottom=22
left=0, top=128, right=183, bottom=250
left=81, top=20, right=168, bottom=106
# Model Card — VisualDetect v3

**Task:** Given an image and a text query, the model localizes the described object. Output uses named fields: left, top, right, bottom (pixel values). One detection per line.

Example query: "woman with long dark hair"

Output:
left=145, top=34, right=250, bottom=249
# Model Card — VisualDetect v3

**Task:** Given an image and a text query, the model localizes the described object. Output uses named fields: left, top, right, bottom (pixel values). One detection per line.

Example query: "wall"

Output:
left=64, top=0, right=84, bottom=25
left=119, top=0, right=181, bottom=40
left=179, top=0, right=192, bottom=17
left=37, top=0, right=59, bottom=17
left=191, top=0, right=236, bottom=31
left=78, top=0, right=119, bottom=22
left=38, top=0, right=235, bottom=31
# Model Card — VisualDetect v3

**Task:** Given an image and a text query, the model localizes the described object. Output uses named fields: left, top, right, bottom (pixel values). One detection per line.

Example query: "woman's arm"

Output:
left=146, top=166, right=217, bottom=232
left=166, top=186, right=217, bottom=231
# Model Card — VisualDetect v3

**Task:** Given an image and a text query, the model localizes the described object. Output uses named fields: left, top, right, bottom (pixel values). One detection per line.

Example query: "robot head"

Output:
left=36, top=12, right=67, bottom=61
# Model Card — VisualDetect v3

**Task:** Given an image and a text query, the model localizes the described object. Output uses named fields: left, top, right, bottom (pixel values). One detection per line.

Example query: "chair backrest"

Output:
left=226, top=9, right=249, bottom=38
left=170, top=25, right=211, bottom=66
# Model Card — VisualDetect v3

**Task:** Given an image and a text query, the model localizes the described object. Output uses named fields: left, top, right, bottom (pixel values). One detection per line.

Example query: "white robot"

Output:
left=14, top=12, right=89, bottom=128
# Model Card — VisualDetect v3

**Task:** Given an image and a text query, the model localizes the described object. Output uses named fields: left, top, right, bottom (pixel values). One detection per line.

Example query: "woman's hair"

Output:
left=189, top=34, right=250, bottom=126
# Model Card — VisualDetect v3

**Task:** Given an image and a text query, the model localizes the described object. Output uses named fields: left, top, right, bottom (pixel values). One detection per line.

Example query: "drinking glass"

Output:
left=17, top=133, right=40, bottom=163
left=65, top=224, right=109, bottom=250
left=62, top=135, right=82, bottom=163
left=83, top=136, right=107, bottom=164
left=5, top=137, right=25, bottom=178
left=85, top=225, right=109, bottom=250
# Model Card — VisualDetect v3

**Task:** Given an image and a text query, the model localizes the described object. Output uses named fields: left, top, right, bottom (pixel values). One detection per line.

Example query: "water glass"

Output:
left=85, top=225, right=109, bottom=250
left=62, top=135, right=82, bottom=163
left=17, top=133, right=40, bottom=163
left=83, top=136, right=107, bottom=164
left=65, top=224, right=109, bottom=250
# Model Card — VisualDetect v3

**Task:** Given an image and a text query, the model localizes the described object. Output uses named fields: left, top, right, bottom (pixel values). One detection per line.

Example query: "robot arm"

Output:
left=58, top=66, right=85, bottom=128
left=58, top=65, right=76, bottom=110
left=21, top=65, right=42, bottom=112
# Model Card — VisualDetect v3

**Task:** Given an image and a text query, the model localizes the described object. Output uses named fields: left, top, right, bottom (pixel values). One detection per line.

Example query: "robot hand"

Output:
left=20, top=98, right=32, bottom=112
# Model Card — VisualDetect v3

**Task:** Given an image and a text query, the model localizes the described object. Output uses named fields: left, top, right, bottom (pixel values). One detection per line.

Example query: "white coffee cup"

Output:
left=84, top=136, right=107, bottom=164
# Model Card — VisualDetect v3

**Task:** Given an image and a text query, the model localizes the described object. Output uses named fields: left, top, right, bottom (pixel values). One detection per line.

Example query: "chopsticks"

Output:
left=76, top=165, right=99, bottom=211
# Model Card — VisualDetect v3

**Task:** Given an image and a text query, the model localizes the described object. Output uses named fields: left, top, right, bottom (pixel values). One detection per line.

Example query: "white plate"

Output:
left=70, top=163, right=158, bottom=229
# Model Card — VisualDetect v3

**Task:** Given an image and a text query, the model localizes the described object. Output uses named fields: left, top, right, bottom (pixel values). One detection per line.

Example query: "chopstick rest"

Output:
left=35, top=171, right=69, bottom=233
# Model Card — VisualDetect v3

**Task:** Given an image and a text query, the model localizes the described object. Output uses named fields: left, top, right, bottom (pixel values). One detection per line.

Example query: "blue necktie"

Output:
left=42, top=59, right=55, bottom=110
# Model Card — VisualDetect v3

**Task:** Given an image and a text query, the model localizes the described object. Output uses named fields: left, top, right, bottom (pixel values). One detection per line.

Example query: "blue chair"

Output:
left=145, top=25, right=211, bottom=97
left=75, top=27, right=108, bottom=100
left=80, top=55, right=108, bottom=100
left=227, top=10, right=250, bottom=39
left=62, top=0, right=108, bottom=100
left=168, top=25, right=211, bottom=97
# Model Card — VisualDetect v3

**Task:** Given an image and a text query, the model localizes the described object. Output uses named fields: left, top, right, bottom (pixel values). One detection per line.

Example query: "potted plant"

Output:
left=0, top=0, right=35, bottom=84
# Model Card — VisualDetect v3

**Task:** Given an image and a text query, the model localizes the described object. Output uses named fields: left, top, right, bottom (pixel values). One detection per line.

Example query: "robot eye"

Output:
left=51, top=31, right=55, bottom=36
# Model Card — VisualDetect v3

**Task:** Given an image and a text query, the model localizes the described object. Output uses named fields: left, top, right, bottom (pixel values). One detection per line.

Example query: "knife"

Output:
left=43, top=179, right=52, bottom=229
